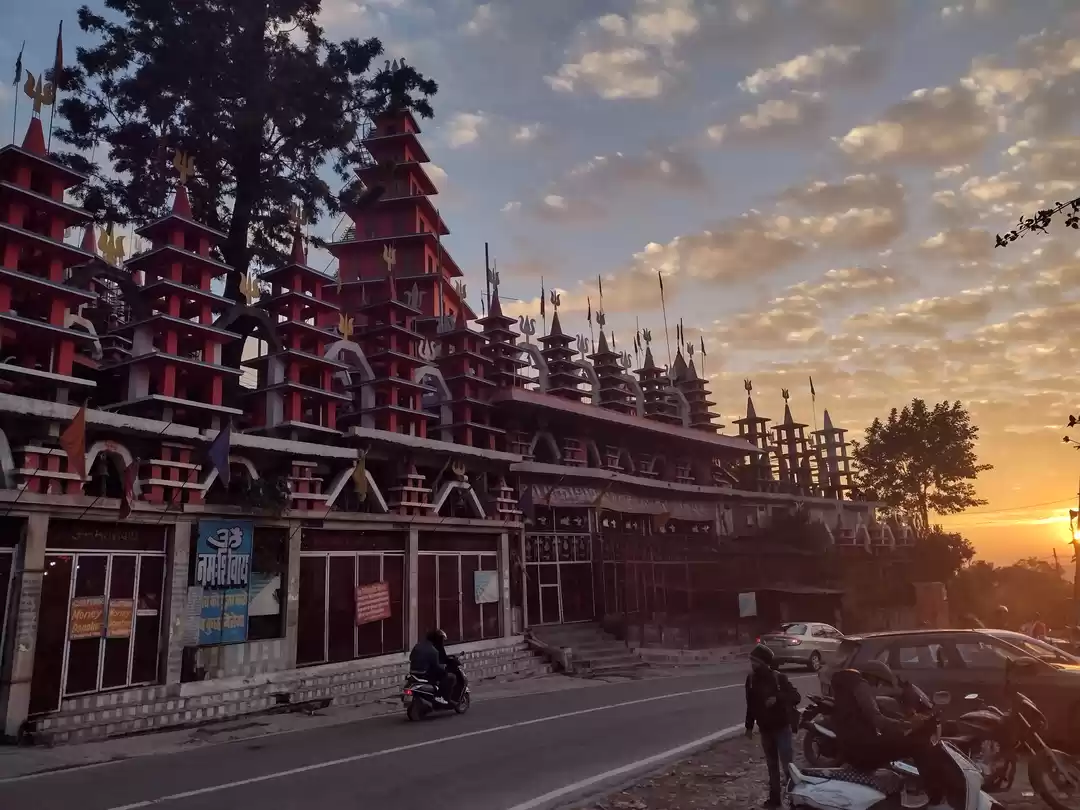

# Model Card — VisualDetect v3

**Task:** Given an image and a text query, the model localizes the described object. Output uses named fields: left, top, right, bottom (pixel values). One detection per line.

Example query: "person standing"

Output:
left=745, top=644, right=802, bottom=808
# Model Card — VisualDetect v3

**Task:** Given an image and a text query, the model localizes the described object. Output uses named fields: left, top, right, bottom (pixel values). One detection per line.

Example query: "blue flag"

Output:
left=207, top=423, right=232, bottom=488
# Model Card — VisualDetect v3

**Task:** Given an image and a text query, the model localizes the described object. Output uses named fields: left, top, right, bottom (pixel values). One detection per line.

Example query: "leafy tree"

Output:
left=55, top=0, right=436, bottom=365
left=909, top=527, right=975, bottom=583
left=852, top=398, right=992, bottom=535
left=995, top=195, right=1080, bottom=248
left=951, top=557, right=1073, bottom=631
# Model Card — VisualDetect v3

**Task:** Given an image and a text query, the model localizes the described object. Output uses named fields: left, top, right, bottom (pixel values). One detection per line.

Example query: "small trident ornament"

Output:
left=549, top=289, right=561, bottom=311
left=782, top=388, right=790, bottom=402
left=686, top=342, right=695, bottom=359
left=519, top=315, right=536, bottom=343
left=642, top=328, right=652, bottom=345
left=744, top=379, right=753, bottom=394
left=596, top=311, right=607, bottom=329
left=172, top=150, right=195, bottom=186
left=23, top=71, right=55, bottom=115
left=239, top=273, right=260, bottom=305
left=576, top=335, right=590, bottom=358
left=418, top=338, right=438, bottom=362
left=619, top=350, right=633, bottom=370
left=99, top=226, right=127, bottom=266
left=382, top=243, right=397, bottom=274
left=487, top=264, right=500, bottom=294
left=454, top=279, right=467, bottom=300
left=338, top=313, right=355, bottom=339
left=451, top=460, right=467, bottom=481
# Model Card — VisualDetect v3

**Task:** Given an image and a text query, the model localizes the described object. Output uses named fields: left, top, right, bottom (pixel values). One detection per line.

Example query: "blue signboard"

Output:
left=194, top=519, right=254, bottom=645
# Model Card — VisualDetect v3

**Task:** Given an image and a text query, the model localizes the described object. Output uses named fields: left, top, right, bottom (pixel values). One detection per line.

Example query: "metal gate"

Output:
left=524, top=507, right=594, bottom=626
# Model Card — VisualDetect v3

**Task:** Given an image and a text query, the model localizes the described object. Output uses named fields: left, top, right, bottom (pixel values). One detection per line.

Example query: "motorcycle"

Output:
left=941, top=657, right=1080, bottom=810
left=801, top=694, right=842, bottom=768
left=790, top=713, right=1003, bottom=810
left=402, top=654, right=471, bottom=721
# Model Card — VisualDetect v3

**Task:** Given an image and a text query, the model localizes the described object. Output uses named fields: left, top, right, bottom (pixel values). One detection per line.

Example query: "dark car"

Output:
left=818, top=628, right=1080, bottom=746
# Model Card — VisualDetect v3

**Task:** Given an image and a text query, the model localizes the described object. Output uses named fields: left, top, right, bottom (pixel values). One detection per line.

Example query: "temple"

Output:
left=0, top=105, right=913, bottom=745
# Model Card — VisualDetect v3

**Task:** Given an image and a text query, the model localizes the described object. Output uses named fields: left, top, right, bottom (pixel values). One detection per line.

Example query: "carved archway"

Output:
left=213, top=304, right=284, bottom=355
left=665, top=385, right=691, bottom=427
left=65, top=259, right=151, bottom=320
left=323, top=338, right=376, bottom=421
left=618, top=373, right=646, bottom=417
left=529, top=431, right=561, bottom=464
left=0, top=427, right=14, bottom=489
left=85, top=440, right=142, bottom=498
left=199, top=454, right=261, bottom=494
left=413, top=365, right=454, bottom=437
left=518, top=343, right=549, bottom=392
left=65, top=309, right=103, bottom=360
left=572, top=359, right=599, bottom=403
left=432, top=481, right=486, bottom=518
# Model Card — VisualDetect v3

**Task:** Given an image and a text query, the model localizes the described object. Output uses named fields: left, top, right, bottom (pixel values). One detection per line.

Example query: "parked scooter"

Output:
left=941, top=658, right=1080, bottom=810
left=402, top=654, right=471, bottom=721
left=790, top=714, right=1003, bottom=810
left=801, top=694, right=842, bottom=767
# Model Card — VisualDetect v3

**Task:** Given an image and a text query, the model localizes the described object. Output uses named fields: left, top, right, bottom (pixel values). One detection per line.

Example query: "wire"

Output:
left=954, top=497, right=1077, bottom=516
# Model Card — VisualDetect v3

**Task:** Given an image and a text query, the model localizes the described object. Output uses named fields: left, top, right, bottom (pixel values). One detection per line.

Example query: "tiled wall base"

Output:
left=29, top=638, right=549, bottom=745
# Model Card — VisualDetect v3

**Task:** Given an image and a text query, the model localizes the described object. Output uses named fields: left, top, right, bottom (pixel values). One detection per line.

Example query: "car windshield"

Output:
left=989, top=632, right=1080, bottom=665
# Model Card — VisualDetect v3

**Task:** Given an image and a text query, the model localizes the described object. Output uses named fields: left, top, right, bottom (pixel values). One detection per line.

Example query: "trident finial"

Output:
left=549, top=289, right=561, bottom=310
left=576, top=334, right=590, bottom=357
left=338, top=313, right=355, bottom=339
left=686, top=342, right=695, bottom=358
left=239, top=273, right=260, bottom=305
left=744, top=379, right=753, bottom=393
left=23, top=71, right=55, bottom=115
left=382, top=243, right=397, bottom=274
left=172, top=150, right=195, bottom=186
left=782, top=388, right=790, bottom=401
left=619, top=350, right=632, bottom=369
left=418, top=338, right=438, bottom=362
left=454, top=279, right=467, bottom=300
left=642, top=328, right=652, bottom=345
left=519, top=315, right=536, bottom=342
left=99, top=226, right=127, bottom=267
left=487, top=265, right=500, bottom=294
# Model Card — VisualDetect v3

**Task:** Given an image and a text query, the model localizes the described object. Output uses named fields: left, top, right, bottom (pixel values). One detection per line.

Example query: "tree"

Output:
left=995, top=196, right=1080, bottom=248
left=55, top=0, right=436, bottom=365
left=909, top=527, right=975, bottom=583
left=951, top=557, right=1073, bottom=630
left=852, top=398, right=992, bottom=535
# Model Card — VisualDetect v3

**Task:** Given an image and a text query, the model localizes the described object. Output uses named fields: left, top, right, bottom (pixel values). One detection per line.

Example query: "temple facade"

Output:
left=0, top=109, right=911, bottom=745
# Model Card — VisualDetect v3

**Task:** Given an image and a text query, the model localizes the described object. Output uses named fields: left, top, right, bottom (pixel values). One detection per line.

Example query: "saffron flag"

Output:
left=540, top=278, right=545, bottom=318
left=700, top=335, right=707, bottom=357
left=658, top=271, right=664, bottom=294
left=809, top=376, right=816, bottom=402
left=53, top=22, right=63, bottom=87
left=119, top=459, right=138, bottom=519
left=207, top=423, right=232, bottom=488
left=587, top=297, right=592, bottom=324
left=597, top=275, right=603, bottom=298
left=13, top=40, right=24, bottom=86
left=60, top=404, right=87, bottom=480
left=353, top=453, right=368, bottom=502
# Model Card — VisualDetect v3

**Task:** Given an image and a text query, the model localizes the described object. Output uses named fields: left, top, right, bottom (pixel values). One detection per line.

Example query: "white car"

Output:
left=759, top=622, right=845, bottom=671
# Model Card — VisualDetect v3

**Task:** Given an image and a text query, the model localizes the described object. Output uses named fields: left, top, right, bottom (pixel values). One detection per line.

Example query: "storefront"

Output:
left=29, top=520, right=167, bottom=716
left=417, top=533, right=501, bottom=644
left=296, top=529, right=406, bottom=666
left=523, top=505, right=594, bottom=626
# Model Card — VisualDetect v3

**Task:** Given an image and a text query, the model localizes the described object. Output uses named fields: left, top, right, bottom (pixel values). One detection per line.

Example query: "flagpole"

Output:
left=587, top=297, right=595, bottom=350
left=540, top=277, right=547, bottom=335
left=11, top=40, right=24, bottom=146
left=634, top=316, right=641, bottom=366
left=810, top=377, right=819, bottom=433
left=658, top=272, right=672, bottom=367
left=48, top=21, right=63, bottom=153
left=700, top=336, right=707, bottom=378
left=11, top=87, right=18, bottom=146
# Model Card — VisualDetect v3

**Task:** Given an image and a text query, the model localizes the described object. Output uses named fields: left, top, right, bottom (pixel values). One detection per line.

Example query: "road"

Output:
left=0, top=668, right=815, bottom=810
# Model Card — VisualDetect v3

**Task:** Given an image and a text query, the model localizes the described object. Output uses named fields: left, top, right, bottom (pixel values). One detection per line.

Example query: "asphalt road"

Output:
left=0, top=668, right=816, bottom=810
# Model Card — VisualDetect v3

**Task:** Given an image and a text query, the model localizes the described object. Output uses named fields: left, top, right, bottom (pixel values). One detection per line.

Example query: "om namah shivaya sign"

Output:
left=194, top=520, right=254, bottom=645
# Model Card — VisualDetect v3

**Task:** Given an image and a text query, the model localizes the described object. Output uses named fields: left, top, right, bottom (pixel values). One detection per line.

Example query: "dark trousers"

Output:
left=761, top=727, right=794, bottom=805
left=439, top=672, right=458, bottom=702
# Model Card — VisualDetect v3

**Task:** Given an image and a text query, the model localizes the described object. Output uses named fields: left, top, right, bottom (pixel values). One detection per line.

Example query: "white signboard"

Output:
left=738, top=591, right=757, bottom=619
left=474, top=570, right=499, bottom=605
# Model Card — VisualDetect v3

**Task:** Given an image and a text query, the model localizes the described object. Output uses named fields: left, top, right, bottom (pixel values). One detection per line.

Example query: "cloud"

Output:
left=706, top=295, right=825, bottom=350
left=501, top=201, right=521, bottom=213
left=530, top=194, right=606, bottom=224
left=772, top=172, right=908, bottom=250
left=461, top=3, right=496, bottom=35
left=719, top=92, right=828, bottom=143
left=837, top=84, right=996, bottom=166
left=513, top=124, right=543, bottom=143
left=739, top=44, right=880, bottom=94
left=524, top=146, right=708, bottom=222
left=785, top=265, right=911, bottom=304
left=845, top=285, right=1008, bottom=337
left=545, top=0, right=700, bottom=100
left=779, top=172, right=906, bottom=214
left=920, top=228, right=995, bottom=261
left=444, top=111, right=488, bottom=147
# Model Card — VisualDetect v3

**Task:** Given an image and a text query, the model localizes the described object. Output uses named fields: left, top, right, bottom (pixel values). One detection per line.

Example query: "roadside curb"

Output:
left=503, top=724, right=744, bottom=810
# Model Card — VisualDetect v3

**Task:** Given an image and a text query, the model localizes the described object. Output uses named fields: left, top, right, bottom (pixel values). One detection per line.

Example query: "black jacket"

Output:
left=745, top=667, right=801, bottom=733
left=409, top=639, right=445, bottom=678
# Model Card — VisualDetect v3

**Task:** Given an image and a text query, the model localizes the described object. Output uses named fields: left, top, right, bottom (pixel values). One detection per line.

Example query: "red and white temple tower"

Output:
left=245, top=225, right=349, bottom=440
left=434, top=307, right=500, bottom=448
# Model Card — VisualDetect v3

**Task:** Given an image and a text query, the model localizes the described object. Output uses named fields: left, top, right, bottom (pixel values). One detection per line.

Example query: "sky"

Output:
left=3, top=0, right=1080, bottom=567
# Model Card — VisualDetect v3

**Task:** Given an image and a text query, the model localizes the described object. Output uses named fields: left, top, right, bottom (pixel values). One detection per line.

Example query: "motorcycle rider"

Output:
left=831, top=662, right=943, bottom=803
left=409, top=629, right=457, bottom=705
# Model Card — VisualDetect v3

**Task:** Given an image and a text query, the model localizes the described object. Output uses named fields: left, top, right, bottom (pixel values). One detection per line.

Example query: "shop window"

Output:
left=247, top=528, right=288, bottom=641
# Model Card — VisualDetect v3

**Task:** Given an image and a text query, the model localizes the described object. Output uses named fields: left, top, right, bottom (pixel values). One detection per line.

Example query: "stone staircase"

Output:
left=28, top=639, right=553, bottom=745
left=530, top=622, right=646, bottom=676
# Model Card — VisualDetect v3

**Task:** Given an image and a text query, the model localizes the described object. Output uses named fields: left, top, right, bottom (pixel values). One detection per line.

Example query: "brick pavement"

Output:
left=587, top=735, right=1044, bottom=809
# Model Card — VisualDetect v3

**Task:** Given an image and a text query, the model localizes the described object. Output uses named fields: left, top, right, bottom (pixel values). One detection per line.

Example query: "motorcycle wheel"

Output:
left=407, top=701, right=425, bottom=722
left=1029, top=748, right=1080, bottom=810
left=454, top=690, right=471, bottom=715
left=802, top=730, right=841, bottom=768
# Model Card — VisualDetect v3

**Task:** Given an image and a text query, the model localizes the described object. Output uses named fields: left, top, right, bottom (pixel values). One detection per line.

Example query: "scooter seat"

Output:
left=801, top=766, right=900, bottom=795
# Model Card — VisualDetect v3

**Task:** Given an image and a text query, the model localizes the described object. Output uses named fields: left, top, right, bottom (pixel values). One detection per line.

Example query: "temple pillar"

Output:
left=407, top=527, right=419, bottom=647
left=0, top=514, right=47, bottom=739
left=498, top=531, right=512, bottom=638
left=283, top=520, right=303, bottom=668
left=163, top=520, right=194, bottom=685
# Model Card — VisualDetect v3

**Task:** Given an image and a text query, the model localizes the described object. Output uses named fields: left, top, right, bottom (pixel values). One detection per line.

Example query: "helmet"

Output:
left=859, top=660, right=898, bottom=689
left=426, top=628, right=447, bottom=644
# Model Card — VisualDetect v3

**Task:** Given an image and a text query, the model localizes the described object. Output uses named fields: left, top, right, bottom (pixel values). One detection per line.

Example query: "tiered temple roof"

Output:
left=588, top=330, right=635, bottom=415
left=673, top=349, right=719, bottom=433
left=539, top=310, right=585, bottom=401
left=635, top=342, right=680, bottom=425
left=435, top=306, right=502, bottom=448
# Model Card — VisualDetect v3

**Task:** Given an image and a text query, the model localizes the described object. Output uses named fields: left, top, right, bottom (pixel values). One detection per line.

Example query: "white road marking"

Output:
left=101, top=683, right=743, bottom=810
left=502, top=724, right=745, bottom=810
